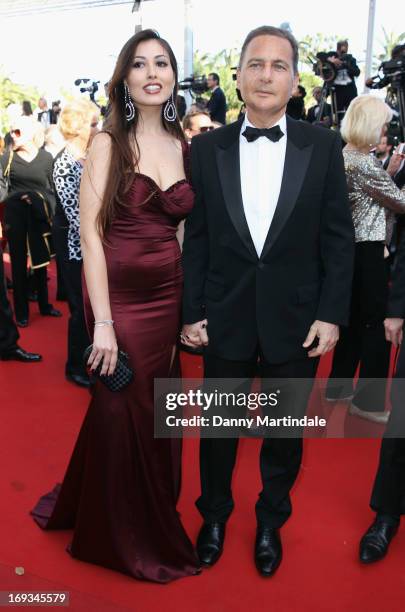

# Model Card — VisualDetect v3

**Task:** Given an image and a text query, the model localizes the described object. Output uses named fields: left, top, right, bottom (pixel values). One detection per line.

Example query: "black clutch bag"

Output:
left=83, top=345, right=134, bottom=392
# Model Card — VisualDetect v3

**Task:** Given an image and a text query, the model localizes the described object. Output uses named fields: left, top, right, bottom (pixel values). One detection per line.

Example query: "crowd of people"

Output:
left=1, top=24, right=405, bottom=584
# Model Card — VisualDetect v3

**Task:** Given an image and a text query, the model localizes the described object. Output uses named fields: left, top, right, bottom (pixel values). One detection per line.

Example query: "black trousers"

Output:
left=197, top=350, right=319, bottom=528
left=5, top=199, right=51, bottom=321
left=0, top=244, right=19, bottom=354
left=52, top=221, right=90, bottom=376
left=334, top=82, right=357, bottom=116
left=370, top=344, right=405, bottom=519
left=327, top=242, right=391, bottom=411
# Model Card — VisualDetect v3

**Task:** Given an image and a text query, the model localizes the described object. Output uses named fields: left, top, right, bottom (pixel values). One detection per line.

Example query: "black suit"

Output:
left=207, top=87, right=227, bottom=125
left=370, top=233, right=405, bottom=518
left=307, top=103, right=332, bottom=124
left=182, top=116, right=355, bottom=527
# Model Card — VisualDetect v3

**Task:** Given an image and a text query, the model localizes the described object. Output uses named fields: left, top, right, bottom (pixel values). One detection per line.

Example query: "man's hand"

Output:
left=181, top=319, right=209, bottom=347
left=387, top=147, right=405, bottom=177
left=384, top=317, right=404, bottom=347
left=329, top=56, right=342, bottom=67
left=303, top=320, right=339, bottom=358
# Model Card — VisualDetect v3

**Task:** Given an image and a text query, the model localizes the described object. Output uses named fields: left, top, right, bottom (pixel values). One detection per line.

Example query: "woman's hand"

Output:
left=87, top=325, right=118, bottom=376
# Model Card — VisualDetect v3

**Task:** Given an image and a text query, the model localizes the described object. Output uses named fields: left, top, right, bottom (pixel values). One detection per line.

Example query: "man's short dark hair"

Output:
left=209, top=72, right=220, bottom=85
left=183, top=110, right=211, bottom=131
left=392, top=44, right=405, bottom=59
left=386, top=135, right=396, bottom=148
left=238, top=25, right=299, bottom=74
left=337, top=39, right=348, bottom=51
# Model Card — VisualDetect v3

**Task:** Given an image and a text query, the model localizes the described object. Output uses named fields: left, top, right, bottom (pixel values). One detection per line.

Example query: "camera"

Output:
left=312, top=52, right=337, bottom=83
left=381, top=56, right=405, bottom=87
left=74, top=78, right=100, bottom=103
left=178, top=75, right=209, bottom=96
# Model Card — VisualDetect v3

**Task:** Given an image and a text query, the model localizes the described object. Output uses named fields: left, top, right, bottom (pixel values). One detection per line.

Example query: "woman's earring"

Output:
left=163, top=91, right=177, bottom=122
left=124, top=82, right=136, bottom=122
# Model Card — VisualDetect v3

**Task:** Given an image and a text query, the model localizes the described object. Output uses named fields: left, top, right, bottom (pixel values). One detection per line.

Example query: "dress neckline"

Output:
left=134, top=140, right=189, bottom=193
left=135, top=172, right=188, bottom=194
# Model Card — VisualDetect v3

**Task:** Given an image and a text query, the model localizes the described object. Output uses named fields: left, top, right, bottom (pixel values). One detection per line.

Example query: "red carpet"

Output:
left=1, top=261, right=405, bottom=611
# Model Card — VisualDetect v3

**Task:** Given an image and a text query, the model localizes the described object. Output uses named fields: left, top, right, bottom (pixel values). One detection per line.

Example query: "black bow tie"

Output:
left=242, top=125, right=284, bottom=143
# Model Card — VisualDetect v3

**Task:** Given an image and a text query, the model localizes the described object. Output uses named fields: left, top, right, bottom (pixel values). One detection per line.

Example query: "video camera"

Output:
left=312, top=52, right=337, bottom=83
left=74, top=79, right=100, bottom=103
left=178, top=75, right=209, bottom=96
left=381, top=56, right=405, bottom=87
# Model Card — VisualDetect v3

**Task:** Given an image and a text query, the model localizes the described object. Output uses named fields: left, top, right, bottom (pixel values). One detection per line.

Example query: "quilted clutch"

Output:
left=83, top=345, right=134, bottom=392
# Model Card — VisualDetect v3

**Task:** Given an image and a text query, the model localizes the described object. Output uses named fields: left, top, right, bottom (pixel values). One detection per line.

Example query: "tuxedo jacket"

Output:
left=182, top=116, right=355, bottom=363
left=307, top=103, right=332, bottom=124
left=207, top=87, right=227, bottom=125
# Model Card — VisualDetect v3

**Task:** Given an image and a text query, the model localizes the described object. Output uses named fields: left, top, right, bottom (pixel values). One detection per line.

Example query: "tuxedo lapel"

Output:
left=215, top=119, right=257, bottom=260
left=260, top=117, right=313, bottom=261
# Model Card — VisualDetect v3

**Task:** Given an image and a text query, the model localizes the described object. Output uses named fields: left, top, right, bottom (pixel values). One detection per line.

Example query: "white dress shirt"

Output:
left=239, top=113, right=287, bottom=256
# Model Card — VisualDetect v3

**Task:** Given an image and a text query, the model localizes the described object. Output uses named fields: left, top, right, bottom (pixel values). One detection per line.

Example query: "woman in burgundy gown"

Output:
left=31, top=30, right=200, bottom=583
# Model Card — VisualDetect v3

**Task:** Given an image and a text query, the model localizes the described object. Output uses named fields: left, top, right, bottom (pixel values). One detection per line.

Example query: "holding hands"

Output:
left=181, top=319, right=209, bottom=348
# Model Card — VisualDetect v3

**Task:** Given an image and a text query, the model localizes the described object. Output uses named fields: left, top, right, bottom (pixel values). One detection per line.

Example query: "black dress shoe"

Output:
left=16, top=318, right=28, bottom=328
left=196, top=522, right=226, bottom=567
left=66, top=373, right=91, bottom=388
left=40, top=307, right=62, bottom=318
left=0, top=346, right=42, bottom=362
left=255, top=525, right=282, bottom=577
left=359, top=517, right=399, bottom=563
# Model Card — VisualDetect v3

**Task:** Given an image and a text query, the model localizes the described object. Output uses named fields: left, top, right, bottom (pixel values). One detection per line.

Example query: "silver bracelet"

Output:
left=94, top=319, right=114, bottom=327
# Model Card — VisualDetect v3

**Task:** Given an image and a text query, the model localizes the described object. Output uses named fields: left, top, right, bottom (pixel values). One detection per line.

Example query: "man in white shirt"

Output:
left=181, top=25, right=355, bottom=577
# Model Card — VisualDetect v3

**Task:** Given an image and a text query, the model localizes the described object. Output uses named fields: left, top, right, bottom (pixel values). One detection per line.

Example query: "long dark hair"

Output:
left=97, top=29, right=185, bottom=234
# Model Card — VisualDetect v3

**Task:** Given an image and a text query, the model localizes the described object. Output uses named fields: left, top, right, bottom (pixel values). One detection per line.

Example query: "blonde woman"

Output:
left=326, top=95, right=405, bottom=423
left=52, top=99, right=99, bottom=387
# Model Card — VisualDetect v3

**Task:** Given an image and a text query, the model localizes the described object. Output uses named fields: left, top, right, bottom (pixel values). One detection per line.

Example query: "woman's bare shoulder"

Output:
left=88, top=131, right=113, bottom=159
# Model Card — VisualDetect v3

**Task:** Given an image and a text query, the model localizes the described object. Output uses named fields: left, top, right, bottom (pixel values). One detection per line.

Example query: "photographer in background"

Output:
left=327, top=40, right=360, bottom=119
left=306, top=86, right=332, bottom=126
left=207, top=72, right=227, bottom=125
left=366, top=44, right=405, bottom=94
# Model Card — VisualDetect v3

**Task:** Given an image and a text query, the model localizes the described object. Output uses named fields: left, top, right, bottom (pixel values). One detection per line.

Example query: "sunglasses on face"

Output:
left=90, top=122, right=98, bottom=128
left=11, top=129, right=21, bottom=138
left=199, top=125, right=214, bottom=132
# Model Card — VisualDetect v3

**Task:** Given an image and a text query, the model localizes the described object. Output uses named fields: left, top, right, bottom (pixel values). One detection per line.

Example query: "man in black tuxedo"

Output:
left=359, top=232, right=405, bottom=563
left=306, top=86, right=332, bottom=126
left=181, top=25, right=354, bottom=577
left=207, top=73, right=227, bottom=125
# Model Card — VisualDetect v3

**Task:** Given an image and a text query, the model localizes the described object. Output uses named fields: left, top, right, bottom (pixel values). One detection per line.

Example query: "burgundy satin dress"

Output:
left=31, top=143, right=200, bottom=583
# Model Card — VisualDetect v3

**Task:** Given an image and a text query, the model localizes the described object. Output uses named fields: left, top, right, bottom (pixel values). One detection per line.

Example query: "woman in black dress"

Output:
left=0, top=116, right=61, bottom=326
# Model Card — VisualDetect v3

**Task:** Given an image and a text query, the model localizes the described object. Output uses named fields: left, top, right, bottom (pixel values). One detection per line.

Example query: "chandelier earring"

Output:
left=163, top=90, right=177, bottom=122
left=124, top=82, right=136, bottom=122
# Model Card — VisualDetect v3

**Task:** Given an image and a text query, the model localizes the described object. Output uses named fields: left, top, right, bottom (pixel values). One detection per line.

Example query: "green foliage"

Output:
left=298, top=33, right=341, bottom=71
left=0, top=66, right=40, bottom=134
left=193, top=48, right=241, bottom=118
left=373, top=28, right=405, bottom=70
